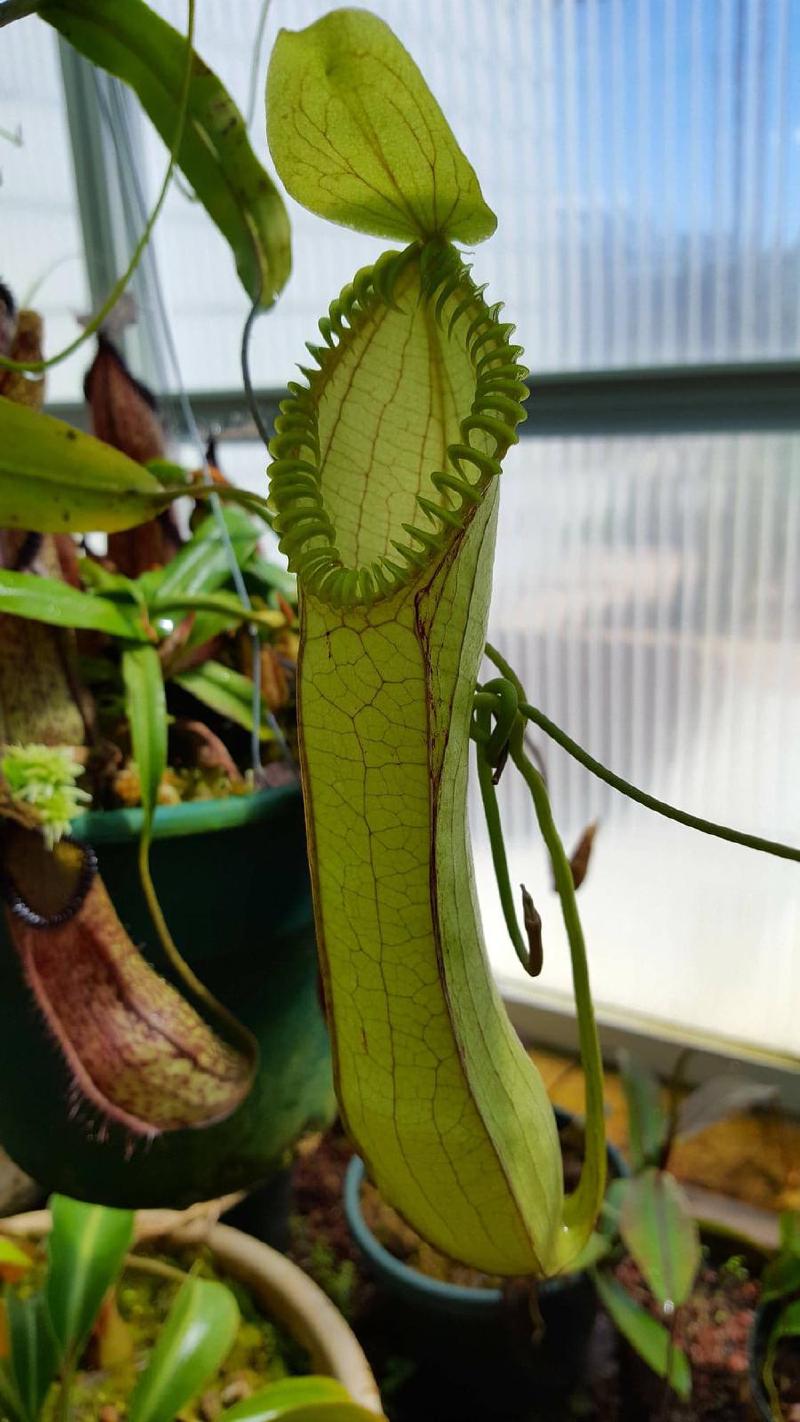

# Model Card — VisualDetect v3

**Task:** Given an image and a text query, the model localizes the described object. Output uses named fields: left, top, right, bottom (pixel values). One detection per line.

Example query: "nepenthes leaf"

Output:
left=267, top=9, right=496, bottom=245
left=41, top=0, right=290, bottom=305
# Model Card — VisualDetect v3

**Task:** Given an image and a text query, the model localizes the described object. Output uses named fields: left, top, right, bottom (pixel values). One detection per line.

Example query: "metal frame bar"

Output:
left=46, top=361, right=800, bottom=439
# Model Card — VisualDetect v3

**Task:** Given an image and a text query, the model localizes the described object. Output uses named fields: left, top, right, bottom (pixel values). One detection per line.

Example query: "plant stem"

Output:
left=137, top=836, right=258, bottom=1069
left=123, top=1253, right=190, bottom=1285
left=0, top=0, right=41, bottom=28
left=55, top=1355, right=76, bottom=1422
left=485, top=642, right=800, bottom=865
left=508, top=717, right=607, bottom=1258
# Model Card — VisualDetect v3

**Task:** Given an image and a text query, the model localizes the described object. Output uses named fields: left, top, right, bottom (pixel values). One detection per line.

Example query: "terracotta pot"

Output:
left=2, top=1207, right=382, bottom=1415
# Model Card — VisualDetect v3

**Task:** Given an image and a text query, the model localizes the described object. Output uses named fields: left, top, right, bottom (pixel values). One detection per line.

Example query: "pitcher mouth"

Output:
left=267, top=240, right=529, bottom=610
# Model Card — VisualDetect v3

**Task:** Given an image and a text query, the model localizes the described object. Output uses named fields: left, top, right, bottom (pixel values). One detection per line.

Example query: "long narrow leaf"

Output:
left=619, top=1169, right=700, bottom=1308
left=121, top=644, right=167, bottom=836
left=6, top=1293, right=59, bottom=1422
left=174, top=662, right=275, bottom=740
left=154, top=590, right=283, bottom=630
left=45, top=1196, right=134, bottom=1359
left=244, top=553, right=297, bottom=601
left=41, top=0, right=290, bottom=306
left=594, top=1271, right=691, bottom=1401
left=128, top=1278, right=238, bottom=1422
left=0, top=570, right=149, bottom=640
left=147, top=509, right=261, bottom=603
left=0, top=399, right=174, bottom=534
left=0, top=1362, right=23, bottom=1422
left=224, top=1377, right=385, bottom=1421
left=618, top=1050, right=668, bottom=1172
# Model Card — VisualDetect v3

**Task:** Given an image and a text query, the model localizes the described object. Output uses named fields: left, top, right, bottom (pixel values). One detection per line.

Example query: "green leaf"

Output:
left=594, top=1271, right=692, bottom=1401
left=244, top=553, right=297, bottom=602
left=771, top=1297, right=800, bottom=1345
left=121, top=644, right=167, bottom=838
left=223, top=1376, right=384, bottom=1421
left=146, top=509, right=261, bottom=603
left=128, top=1278, right=238, bottom=1422
left=0, top=1362, right=23, bottom=1422
left=780, top=1212, right=800, bottom=1257
left=619, top=1050, right=669, bottom=1172
left=6, top=1293, right=59, bottom=1422
left=762, top=1251, right=800, bottom=1305
left=569, top=1231, right=612, bottom=1272
left=153, top=589, right=283, bottom=632
left=0, top=398, right=174, bottom=534
left=266, top=9, right=496, bottom=244
left=620, top=1169, right=700, bottom=1308
left=45, top=1196, right=134, bottom=1358
left=0, top=570, right=150, bottom=640
left=41, top=0, right=290, bottom=306
left=79, top=558, right=147, bottom=608
left=174, top=661, right=274, bottom=740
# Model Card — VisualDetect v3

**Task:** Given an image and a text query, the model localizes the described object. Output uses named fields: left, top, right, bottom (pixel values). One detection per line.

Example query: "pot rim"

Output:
left=0, top=1207, right=381, bottom=1414
left=70, top=780, right=301, bottom=845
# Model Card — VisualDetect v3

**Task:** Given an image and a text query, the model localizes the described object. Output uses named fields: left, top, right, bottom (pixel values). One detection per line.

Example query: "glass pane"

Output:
left=1, top=21, right=90, bottom=402
left=136, top=0, right=800, bottom=391
left=476, top=431, right=800, bottom=1057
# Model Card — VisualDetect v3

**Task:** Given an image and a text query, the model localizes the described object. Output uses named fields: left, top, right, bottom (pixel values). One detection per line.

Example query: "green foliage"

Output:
left=0, top=399, right=175, bottom=535
left=618, top=1050, right=668, bottom=1173
left=127, top=1277, right=239, bottom=1422
left=619, top=1169, right=700, bottom=1308
left=1, top=745, right=90, bottom=848
left=223, top=1376, right=385, bottom=1421
left=0, top=1199, right=375, bottom=1422
left=45, top=1196, right=134, bottom=1359
left=267, top=9, right=495, bottom=245
left=40, top=0, right=291, bottom=305
left=593, top=1271, right=692, bottom=1401
left=0, top=569, right=150, bottom=640
left=5, top=1291, right=58, bottom=1422
left=760, top=1211, right=800, bottom=1415
left=121, top=645, right=166, bottom=844
left=174, top=661, right=276, bottom=741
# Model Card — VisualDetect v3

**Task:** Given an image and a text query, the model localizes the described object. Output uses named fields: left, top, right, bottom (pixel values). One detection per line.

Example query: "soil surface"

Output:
left=287, top=1125, right=781, bottom=1422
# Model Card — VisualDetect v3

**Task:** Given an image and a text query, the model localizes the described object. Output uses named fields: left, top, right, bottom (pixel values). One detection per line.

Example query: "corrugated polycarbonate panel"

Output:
left=0, top=21, right=90, bottom=401
left=475, top=430, right=800, bottom=1057
left=140, top=0, right=800, bottom=390
left=198, top=425, right=800, bottom=1058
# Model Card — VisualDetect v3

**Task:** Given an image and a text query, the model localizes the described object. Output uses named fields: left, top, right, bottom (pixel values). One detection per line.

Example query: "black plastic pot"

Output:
left=343, top=1108, right=627, bottom=1418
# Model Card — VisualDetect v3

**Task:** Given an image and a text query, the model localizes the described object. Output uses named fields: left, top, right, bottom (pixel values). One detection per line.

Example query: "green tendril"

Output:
left=485, top=642, right=800, bottom=865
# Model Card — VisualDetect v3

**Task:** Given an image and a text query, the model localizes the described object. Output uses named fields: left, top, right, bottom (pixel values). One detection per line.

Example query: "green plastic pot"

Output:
left=0, top=785, right=334, bottom=1207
